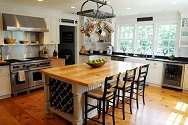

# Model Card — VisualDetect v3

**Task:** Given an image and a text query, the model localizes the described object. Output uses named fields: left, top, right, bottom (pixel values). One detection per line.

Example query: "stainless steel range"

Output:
left=5, top=57, right=51, bottom=96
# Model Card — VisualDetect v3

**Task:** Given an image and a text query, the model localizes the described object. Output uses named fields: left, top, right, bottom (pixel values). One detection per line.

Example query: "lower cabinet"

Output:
left=183, top=64, right=188, bottom=91
left=0, top=65, right=11, bottom=99
left=147, top=61, right=163, bottom=86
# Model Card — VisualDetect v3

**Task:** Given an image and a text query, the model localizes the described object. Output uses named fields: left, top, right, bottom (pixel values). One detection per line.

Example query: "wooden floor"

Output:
left=0, top=86, right=187, bottom=125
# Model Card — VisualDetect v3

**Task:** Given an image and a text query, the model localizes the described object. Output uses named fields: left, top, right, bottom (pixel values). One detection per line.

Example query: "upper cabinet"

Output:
left=43, top=17, right=59, bottom=44
left=180, top=18, right=188, bottom=47
left=0, top=12, right=4, bottom=45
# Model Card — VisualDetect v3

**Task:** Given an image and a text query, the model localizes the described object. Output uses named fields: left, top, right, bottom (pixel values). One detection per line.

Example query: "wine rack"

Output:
left=49, top=78, right=74, bottom=115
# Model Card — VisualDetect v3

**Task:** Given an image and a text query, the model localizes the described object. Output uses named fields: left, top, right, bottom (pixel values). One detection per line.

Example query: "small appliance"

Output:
left=107, top=46, right=112, bottom=55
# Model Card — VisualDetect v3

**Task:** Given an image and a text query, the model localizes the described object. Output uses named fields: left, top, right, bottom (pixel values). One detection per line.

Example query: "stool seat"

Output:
left=84, top=73, right=121, bottom=125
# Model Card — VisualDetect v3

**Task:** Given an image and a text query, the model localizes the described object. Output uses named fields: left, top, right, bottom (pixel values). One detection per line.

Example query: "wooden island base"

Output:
left=40, top=61, right=146, bottom=125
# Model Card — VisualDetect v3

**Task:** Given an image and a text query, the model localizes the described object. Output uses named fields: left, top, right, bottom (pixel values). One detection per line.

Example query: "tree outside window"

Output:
left=157, top=24, right=177, bottom=55
left=137, top=25, right=153, bottom=54
left=119, top=26, right=134, bottom=52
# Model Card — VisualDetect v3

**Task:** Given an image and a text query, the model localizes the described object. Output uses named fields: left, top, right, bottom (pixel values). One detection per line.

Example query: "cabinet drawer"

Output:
left=0, top=66, right=9, bottom=73
left=147, top=61, right=163, bottom=68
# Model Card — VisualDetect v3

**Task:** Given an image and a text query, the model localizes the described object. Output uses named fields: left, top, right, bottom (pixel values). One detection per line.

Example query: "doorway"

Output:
left=58, top=25, right=75, bottom=65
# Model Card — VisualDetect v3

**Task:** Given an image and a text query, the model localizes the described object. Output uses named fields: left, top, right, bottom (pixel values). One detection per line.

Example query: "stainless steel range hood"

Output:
left=2, top=13, right=49, bottom=32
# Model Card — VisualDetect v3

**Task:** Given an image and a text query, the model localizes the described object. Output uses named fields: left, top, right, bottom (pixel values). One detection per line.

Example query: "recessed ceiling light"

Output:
left=71, top=6, right=75, bottom=9
left=171, top=2, right=176, bottom=4
left=38, top=0, right=43, bottom=1
left=127, top=8, right=131, bottom=10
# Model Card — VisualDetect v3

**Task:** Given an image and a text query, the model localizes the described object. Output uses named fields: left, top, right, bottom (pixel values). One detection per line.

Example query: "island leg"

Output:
left=72, top=84, right=84, bottom=125
left=43, top=74, right=50, bottom=114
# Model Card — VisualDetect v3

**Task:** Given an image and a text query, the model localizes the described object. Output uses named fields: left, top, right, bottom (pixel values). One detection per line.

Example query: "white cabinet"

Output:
left=124, top=57, right=147, bottom=64
left=180, top=18, right=188, bottom=47
left=183, top=64, right=188, bottom=91
left=0, top=65, right=11, bottom=99
left=97, top=55, right=111, bottom=62
left=43, top=17, right=59, bottom=44
left=0, top=12, right=4, bottom=44
left=147, top=61, right=164, bottom=86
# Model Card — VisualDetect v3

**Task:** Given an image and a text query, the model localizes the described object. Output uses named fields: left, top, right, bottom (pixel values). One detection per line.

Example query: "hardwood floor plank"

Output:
left=0, top=105, right=20, bottom=125
left=0, top=86, right=187, bottom=125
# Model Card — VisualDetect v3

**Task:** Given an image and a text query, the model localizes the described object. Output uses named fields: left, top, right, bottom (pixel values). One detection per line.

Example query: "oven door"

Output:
left=11, top=70, right=29, bottom=92
left=29, top=69, right=44, bottom=89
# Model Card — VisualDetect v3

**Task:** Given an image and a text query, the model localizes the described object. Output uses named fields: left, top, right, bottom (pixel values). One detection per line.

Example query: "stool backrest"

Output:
left=103, top=73, right=121, bottom=99
left=137, top=64, right=150, bottom=82
left=123, top=68, right=136, bottom=88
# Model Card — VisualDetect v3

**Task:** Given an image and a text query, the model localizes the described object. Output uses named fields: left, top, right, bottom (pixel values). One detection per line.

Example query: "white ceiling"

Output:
left=1, top=0, right=188, bottom=17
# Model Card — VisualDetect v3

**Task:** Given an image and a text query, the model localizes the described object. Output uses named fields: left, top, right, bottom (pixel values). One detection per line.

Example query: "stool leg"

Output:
left=112, top=97, right=116, bottom=125
left=84, top=93, right=88, bottom=125
left=106, top=100, right=109, bottom=114
left=142, top=83, right=145, bottom=105
left=130, top=84, right=133, bottom=114
left=122, top=89, right=125, bottom=120
left=102, top=100, right=106, bottom=125
left=98, top=101, right=101, bottom=119
left=136, top=82, right=139, bottom=109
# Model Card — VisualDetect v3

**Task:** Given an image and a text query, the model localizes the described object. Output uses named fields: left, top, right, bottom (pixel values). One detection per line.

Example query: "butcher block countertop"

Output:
left=40, top=61, right=145, bottom=87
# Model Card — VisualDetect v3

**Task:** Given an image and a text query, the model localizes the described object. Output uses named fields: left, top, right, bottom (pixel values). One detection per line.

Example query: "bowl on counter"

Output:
left=5, top=39, right=16, bottom=44
left=86, top=62, right=106, bottom=68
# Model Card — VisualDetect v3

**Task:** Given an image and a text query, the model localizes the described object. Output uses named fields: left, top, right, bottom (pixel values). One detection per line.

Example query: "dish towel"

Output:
left=18, top=70, right=25, bottom=82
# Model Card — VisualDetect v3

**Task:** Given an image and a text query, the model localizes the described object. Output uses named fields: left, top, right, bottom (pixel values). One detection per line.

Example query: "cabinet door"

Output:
left=0, top=12, right=4, bottom=44
left=183, top=65, right=188, bottom=90
left=0, top=73, right=11, bottom=96
left=51, top=18, right=59, bottom=44
left=147, top=66, right=163, bottom=86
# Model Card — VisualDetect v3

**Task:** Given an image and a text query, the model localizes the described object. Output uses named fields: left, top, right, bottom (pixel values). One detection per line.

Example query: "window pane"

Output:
left=157, top=24, right=176, bottom=55
left=118, top=25, right=134, bottom=52
left=137, top=25, right=153, bottom=54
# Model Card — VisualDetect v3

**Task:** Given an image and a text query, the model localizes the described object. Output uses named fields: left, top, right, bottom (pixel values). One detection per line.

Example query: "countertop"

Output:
left=80, top=53, right=188, bottom=64
left=39, top=61, right=145, bottom=87
left=0, top=60, right=9, bottom=66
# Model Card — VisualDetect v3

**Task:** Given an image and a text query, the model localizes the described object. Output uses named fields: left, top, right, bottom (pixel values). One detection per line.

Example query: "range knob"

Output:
left=13, top=66, right=16, bottom=69
left=36, top=64, right=39, bottom=67
left=16, top=66, right=19, bottom=68
left=23, top=65, right=26, bottom=68
left=26, top=65, right=30, bottom=68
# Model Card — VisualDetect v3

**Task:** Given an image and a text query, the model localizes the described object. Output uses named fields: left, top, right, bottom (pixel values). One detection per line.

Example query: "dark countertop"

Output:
left=80, top=52, right=188, bottom=64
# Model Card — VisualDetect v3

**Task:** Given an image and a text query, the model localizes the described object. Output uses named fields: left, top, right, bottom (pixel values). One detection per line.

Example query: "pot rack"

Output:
left=77, top=0, right=116, bottom=19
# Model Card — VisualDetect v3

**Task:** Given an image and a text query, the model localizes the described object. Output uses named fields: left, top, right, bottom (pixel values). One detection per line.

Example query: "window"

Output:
left=118, top=26, right=134, bottom=52
left=137, top=25, right=153, bottom=54
left=157, top=24, right=177, bottom=55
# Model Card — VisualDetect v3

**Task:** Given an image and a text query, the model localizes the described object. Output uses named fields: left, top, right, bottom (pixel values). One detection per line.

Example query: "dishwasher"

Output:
left=111, top=56, right=125, bottom=61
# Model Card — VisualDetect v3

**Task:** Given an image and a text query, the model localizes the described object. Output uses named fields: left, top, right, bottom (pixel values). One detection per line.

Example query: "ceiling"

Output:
left=1, top=0, right=188, bottom=17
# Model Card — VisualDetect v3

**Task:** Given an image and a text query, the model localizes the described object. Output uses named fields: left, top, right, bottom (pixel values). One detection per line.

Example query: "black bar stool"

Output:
left=116, top=68, right=136, bottom=120
left=133, top=64, right=150, bottom=109
left=84, top=73, right=121, bottom=125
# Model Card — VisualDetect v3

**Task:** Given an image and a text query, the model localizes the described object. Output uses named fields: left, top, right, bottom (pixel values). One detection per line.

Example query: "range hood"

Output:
left=2, top=13, right=49, bottom=32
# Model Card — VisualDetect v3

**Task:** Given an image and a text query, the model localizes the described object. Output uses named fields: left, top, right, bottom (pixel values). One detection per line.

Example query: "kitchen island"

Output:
left=39, top=61, right=146, bottom=125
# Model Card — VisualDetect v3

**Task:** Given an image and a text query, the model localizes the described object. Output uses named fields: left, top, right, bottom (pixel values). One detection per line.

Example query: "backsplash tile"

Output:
left=2, top=45, right=40, bottom=59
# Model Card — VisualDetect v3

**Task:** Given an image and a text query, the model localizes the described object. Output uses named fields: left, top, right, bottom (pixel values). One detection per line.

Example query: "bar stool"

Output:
left=84, top=73, right=121, bottom=125
left=116, top=68, right=136, bottom=120
left=133, top=64, right=150, bottom=109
